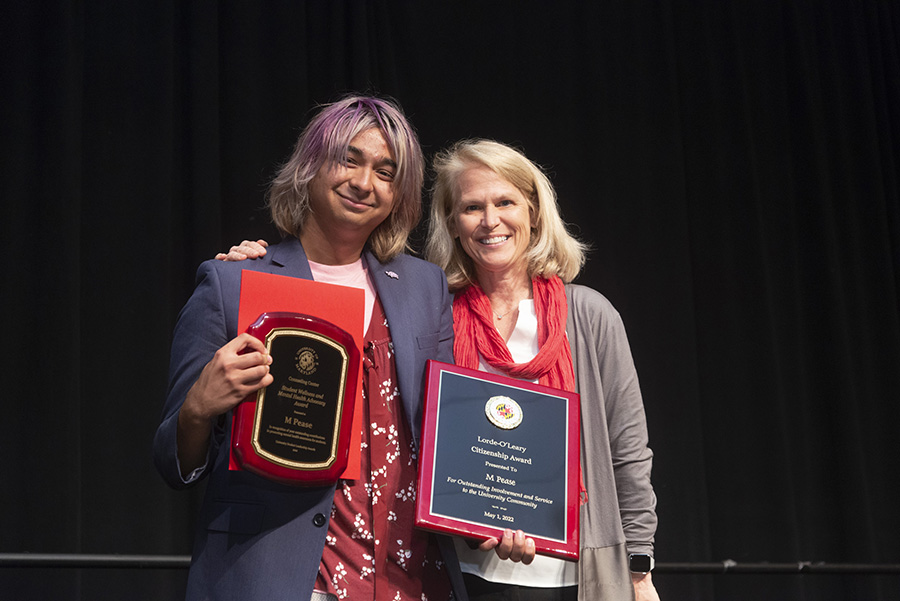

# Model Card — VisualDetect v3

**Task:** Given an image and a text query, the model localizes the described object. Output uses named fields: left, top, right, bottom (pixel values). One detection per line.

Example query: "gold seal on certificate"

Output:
left=485, top=396, right=524, bottom=430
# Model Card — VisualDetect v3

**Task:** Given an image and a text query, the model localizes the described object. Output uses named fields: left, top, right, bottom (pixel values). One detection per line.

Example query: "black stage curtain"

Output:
left=2, top=2, right=898, bottom=599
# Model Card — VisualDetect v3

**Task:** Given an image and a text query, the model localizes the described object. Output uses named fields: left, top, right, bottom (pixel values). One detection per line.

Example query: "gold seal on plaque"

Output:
left=295, top=347, right=319, bottom=375
left=485, top=396, right=524, bottom=430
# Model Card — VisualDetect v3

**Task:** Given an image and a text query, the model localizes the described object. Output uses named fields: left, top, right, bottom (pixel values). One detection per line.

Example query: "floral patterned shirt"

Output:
left=316, top=298, right=452, bottom=601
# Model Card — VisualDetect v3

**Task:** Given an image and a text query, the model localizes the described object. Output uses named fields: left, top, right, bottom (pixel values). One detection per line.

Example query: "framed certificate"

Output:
left=415, top=360, right=581, bottom=560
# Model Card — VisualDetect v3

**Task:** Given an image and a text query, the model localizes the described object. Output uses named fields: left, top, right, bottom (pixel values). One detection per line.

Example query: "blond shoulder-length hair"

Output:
left=426, top=139, right=586, bottom=292
left=267, top=95, right=424, bottom=263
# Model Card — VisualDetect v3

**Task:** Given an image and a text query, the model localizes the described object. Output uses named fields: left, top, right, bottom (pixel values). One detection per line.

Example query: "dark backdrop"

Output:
left=3, top=1, right=899, bottom=600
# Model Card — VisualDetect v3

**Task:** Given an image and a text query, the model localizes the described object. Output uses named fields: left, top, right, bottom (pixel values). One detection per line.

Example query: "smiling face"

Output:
left=305, top=127, right=397, bottom=254
left=452, top=165, right=533, bottom=283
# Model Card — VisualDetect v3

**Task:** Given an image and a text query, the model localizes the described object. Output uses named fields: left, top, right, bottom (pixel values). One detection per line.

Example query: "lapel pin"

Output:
left=385, top=270, right=399, bottom=280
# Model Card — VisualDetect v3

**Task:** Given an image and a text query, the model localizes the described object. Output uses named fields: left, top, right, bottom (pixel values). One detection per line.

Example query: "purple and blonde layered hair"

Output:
left=268, top=95, right=424, bottom=262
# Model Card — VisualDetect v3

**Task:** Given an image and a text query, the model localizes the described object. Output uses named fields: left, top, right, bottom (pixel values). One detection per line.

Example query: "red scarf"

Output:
left=453, top=275, right=576, bottom=392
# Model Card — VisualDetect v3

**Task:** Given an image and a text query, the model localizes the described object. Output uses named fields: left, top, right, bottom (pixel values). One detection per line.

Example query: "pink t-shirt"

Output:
left=308, top=257, right=377, bottom=332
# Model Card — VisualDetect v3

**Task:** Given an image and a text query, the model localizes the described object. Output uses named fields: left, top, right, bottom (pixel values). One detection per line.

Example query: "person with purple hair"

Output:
left=154, top=96, right=470, bottom=601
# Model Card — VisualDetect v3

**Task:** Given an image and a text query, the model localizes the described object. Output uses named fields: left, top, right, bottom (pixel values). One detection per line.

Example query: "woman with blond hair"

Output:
left=425, top=139, right=659, bottom=601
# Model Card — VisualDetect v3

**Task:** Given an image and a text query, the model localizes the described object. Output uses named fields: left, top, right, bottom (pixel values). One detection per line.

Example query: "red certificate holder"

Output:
left=232, top=312, right=360, bottom=486
left=415, top=360, right=581, bottom=561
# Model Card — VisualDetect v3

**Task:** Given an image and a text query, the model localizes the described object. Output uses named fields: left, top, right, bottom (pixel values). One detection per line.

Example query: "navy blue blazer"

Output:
left=153, top=237, right=464, bottom=600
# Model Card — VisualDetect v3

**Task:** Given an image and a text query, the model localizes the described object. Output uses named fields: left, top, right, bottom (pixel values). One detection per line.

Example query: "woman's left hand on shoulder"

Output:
left=215, top=239, right=269, bottom=261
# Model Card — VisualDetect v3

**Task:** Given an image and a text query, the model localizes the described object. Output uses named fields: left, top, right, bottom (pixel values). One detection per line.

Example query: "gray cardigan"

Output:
left=566, top=284, right=657, bottom=601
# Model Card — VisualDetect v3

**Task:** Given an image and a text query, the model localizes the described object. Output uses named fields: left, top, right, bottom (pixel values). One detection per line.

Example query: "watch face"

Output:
left=629, top=554, right=653, bottom=572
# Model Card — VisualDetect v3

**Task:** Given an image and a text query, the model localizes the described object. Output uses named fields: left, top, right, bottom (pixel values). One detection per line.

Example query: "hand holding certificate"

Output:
left=415, top=360, right=581, bottom=560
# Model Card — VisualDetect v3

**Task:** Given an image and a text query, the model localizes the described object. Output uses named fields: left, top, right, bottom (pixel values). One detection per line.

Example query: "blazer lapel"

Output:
left=365, top=251, right=420, bottom=439
left=268, top=237, right=314, bottom=280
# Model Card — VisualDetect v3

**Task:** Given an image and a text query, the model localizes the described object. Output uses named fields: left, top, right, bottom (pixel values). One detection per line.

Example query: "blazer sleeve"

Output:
left=153, top=260, right=233, bottom=490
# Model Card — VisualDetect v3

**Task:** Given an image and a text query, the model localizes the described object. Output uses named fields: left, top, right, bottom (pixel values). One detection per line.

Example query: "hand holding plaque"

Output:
left=231, top=312, right=360, bottom=486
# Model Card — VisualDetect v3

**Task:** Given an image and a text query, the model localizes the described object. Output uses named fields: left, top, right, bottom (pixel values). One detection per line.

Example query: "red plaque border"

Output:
left=231, top=312, right=360, bottom=486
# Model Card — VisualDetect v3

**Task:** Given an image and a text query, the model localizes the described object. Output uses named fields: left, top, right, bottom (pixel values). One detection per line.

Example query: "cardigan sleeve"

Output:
left=567, top=284, right=657, bottom=556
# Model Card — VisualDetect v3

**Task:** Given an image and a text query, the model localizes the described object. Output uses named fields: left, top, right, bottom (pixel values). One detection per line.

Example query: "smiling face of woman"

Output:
left=452, top=165, right=533, bottom=285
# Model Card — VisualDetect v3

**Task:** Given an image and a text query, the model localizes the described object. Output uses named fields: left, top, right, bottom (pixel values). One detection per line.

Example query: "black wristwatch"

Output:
left=628, top=553, right=655, bottom=573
